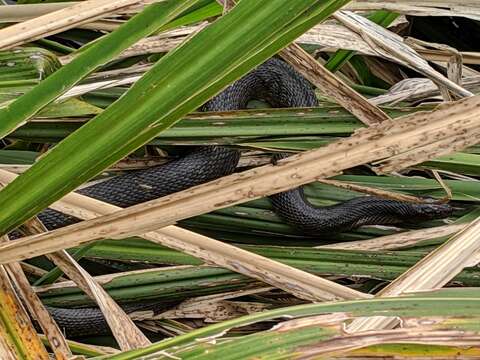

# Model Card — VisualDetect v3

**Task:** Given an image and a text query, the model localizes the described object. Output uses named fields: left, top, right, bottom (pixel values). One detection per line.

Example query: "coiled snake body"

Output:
left=30, top=58, right=452, bottom=337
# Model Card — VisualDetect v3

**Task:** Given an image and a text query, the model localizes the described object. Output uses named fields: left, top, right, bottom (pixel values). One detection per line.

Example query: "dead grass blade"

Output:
left=0, top=95, right=479, bottom=266
left=156, top=291, right=271, bottom=323
left=347, top=1, right=480, bottom=21
left=372, top=76, right=480, bottom=106
left=0, top=0, right=142, bottom=50
left=299, top=23, right=480, bottom=65
left=144, top=227, right=366, bottom=301
left=280, top=43, right=390, bottom=125
left=419, top=49, right=480, bottom=66
left=0, top=3, right=71, bottom=22
left=384, top=218, right=480, bottom=292
left=58, top=75, right=143, bottom=101
left=0, top=335, right=17, bottom=360
left=318, top=223, right=466, bottom=251
left=298, top=22, right=382, bottom=57
left=335, top=10, right=474, bottom=98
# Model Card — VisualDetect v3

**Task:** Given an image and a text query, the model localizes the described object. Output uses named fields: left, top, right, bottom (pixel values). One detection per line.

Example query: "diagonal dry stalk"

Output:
left=0, top=95, right=479, bottom=265
left=0, top=186, right=72, bottom=359
left=16, top=217, right=150, bottom=351
left=0, top=0, right=143, bottom=50
left=318, top=223, right=466, bottom=251
left=280, top=43, right=390, bottom=125
left=45, top=251, right=151, bottom=349
left=4, top=266, right=72, bottom=359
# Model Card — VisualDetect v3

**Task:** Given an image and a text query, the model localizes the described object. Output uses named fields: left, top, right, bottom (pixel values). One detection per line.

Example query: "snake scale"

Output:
left=27, top=58, right=452, bottom=337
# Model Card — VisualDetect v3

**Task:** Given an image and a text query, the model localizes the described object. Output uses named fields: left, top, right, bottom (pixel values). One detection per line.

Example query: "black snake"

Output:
left=29, top=58, right=452, bottom=337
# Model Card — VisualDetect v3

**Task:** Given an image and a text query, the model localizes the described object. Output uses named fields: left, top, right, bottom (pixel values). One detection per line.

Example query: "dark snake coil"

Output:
left=28, top=58, right=452, bottom=337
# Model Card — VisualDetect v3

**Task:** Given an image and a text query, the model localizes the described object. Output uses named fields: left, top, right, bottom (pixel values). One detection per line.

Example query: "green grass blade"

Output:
left=32, top=242, right=96, bottom=286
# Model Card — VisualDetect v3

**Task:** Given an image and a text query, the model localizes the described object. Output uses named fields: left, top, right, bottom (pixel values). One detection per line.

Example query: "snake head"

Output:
left=410, top=202, right=454, bottom=221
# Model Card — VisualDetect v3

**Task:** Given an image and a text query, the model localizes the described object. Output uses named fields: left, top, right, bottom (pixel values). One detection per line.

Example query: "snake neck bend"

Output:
left=269, top=187, right=453, bottom=235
